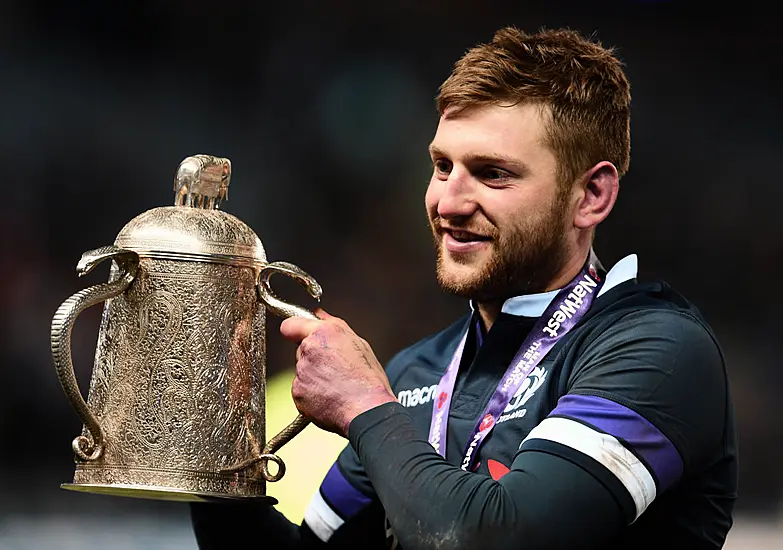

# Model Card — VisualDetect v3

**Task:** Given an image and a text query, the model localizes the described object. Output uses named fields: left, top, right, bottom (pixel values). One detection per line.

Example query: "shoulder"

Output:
left=574, top=280, right=726, bottom=389
left=566, top=281, right=730, bottom=469
left=582, top=279, right=722, bottom=360
left=573, top=305, right=725, bottom=407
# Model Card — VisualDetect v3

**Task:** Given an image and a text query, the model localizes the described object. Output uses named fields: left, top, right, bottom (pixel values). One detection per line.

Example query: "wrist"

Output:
left=341, top=391, right=398, bottom=437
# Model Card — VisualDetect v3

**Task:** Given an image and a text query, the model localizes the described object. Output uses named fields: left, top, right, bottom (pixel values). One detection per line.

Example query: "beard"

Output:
left=431, top=194, right=571, bottom=301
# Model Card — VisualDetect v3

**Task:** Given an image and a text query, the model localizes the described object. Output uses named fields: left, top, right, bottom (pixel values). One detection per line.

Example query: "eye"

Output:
left=480, top=166, right=512, bottom=182
left=433, top=159, right=452, bottom=177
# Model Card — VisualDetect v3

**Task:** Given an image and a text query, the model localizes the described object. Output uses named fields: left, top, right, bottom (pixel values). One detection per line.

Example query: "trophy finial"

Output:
left=174, top=154, right=231, bottom=209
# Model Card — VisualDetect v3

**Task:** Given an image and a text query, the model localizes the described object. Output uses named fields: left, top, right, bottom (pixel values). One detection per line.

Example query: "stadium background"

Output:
left=1, top=1, right=781, bottom=547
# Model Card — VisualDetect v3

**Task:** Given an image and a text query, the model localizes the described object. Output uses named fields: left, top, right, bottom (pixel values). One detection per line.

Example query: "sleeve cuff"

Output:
left=347, top=401, right=413, bottom=450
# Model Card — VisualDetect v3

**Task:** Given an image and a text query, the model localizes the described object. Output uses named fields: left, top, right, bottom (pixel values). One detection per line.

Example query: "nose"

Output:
left=436, top=169, right=478, bottom=220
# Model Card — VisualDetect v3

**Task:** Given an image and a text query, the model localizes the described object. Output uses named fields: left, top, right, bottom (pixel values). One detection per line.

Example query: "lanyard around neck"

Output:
left=428, top=256, right=606, bottom=471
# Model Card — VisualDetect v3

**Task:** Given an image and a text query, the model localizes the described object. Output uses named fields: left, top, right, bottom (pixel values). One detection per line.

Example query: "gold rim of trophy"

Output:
left=61, top=483, right=279, bottom=504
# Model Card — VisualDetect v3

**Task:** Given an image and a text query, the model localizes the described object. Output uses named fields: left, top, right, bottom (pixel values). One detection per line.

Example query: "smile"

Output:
left=443, top=230, right=492, bottom=253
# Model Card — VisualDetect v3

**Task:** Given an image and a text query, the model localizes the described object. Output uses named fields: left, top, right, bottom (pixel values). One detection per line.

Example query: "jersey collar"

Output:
left=469, top=254, right=638, bottom=319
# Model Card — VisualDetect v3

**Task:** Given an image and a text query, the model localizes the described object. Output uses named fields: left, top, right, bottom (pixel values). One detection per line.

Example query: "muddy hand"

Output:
left=280, top=309, right=397, bottom=437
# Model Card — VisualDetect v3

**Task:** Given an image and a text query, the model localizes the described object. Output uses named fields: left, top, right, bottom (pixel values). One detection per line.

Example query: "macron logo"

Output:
left=398, top=384, right=438, bottom=408
left=542, top=274, right=598, bottom=338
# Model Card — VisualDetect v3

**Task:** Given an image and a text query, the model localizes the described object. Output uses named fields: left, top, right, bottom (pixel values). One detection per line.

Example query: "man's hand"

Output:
left=279, top=309, right=398, bottom=437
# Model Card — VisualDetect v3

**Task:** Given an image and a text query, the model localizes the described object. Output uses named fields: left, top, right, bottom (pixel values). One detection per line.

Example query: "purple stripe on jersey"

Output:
left=320, top=462, right=372, bottom=519
left=551, top=394, right=683, bottom=490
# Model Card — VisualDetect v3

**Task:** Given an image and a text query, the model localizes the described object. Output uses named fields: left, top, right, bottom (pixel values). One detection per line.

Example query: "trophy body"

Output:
left=51, top=155, right=319, bottom=502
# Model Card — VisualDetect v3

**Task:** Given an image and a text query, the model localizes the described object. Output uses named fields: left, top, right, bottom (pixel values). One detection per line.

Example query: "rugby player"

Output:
left=192, top=26, right=737, bottom=550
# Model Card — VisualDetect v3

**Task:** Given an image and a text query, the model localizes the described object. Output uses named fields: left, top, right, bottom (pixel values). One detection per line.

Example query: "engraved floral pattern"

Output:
left=78, top=257, right=268, bottom=496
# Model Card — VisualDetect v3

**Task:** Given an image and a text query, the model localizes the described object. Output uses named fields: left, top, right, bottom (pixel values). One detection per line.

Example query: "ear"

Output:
left=572, top=161, right=619, bottom=230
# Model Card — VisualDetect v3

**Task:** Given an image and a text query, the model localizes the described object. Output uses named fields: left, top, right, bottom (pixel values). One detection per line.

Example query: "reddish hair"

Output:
left=436, top=27, right=631, bottom=188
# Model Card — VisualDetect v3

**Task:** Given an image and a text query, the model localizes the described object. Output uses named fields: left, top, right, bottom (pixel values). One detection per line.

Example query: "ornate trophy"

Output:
left=50, top=154, right=318, bottom=502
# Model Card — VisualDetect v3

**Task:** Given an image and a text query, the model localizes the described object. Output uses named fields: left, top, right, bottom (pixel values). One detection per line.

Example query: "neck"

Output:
left=476, top=246, right=591, bottom=331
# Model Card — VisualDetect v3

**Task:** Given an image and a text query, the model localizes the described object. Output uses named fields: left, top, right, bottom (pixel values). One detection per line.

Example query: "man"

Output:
left=191, top=26, right=737, bottom=549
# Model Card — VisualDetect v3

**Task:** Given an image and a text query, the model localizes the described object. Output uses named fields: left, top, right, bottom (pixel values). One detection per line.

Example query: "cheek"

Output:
left=484, top=186, right=552, bottom=228
left=475, top=193, right=518, bottom=230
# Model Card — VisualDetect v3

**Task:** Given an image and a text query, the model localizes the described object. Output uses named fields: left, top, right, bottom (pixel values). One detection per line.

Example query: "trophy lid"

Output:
left=113, top=155, right=267, bottom=267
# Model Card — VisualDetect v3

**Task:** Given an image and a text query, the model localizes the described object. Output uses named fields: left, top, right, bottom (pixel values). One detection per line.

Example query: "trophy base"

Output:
left=61, top=483, right=278, bottom=504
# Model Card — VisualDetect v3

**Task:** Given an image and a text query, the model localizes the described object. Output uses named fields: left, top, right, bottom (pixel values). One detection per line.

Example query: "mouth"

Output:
left=440, top=227, right=493, bottom=254
left=442, top=228, right=492, bottom=243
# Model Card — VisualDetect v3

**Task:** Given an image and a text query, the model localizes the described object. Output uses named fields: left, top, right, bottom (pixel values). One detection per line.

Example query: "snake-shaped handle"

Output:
left=50, top=246, right=140, bottom=461
left=221, top=261, right=322, bottom=482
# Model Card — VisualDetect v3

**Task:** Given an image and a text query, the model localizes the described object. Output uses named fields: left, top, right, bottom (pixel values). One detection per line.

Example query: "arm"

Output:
left=190, top=411, right=629, bottom=550
left=350, top=403, right=625, bottom=550
left=348, top=309, right=728, bottom=550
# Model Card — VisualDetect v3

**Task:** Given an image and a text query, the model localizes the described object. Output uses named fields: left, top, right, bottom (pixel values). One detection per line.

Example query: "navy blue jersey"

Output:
left=192, top=255, right=737, bottom=550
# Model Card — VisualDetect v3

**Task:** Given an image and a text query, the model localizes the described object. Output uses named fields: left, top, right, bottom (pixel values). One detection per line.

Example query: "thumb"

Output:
left=280, top=316, right=322, bottom=342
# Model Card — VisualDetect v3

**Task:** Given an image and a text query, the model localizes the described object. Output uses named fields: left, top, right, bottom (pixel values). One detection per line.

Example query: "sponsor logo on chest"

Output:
left=397, top=384, right=438, bottom=408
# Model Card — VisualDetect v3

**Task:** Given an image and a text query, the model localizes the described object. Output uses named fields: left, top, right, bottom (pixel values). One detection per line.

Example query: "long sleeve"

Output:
left=348, top=402, right=626, bottom=550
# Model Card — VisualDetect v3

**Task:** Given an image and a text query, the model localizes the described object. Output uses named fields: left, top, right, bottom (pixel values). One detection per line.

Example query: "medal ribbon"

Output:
left=427, top=256, right=606, bottom=471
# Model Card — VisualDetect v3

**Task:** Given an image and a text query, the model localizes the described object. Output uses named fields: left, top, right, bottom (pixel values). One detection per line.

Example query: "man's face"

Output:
left=425, top=103, right=573, bottom=301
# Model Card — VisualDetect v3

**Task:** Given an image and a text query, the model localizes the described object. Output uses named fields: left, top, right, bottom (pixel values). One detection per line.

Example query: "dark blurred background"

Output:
left=1, top=1, right=781, bottom=547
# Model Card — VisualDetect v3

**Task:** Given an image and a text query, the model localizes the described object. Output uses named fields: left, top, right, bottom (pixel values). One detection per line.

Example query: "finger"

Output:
left=280, top=316, right=322, bottom=342
left=315, top=308, right=352, bottom=331
left=314, top=307, right=329, bottom=320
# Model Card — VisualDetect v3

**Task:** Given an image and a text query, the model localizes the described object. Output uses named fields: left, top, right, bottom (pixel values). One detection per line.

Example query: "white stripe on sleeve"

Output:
left=522, top=416, right=656, bottom=520
left=303, top=489, right=345, bottom=542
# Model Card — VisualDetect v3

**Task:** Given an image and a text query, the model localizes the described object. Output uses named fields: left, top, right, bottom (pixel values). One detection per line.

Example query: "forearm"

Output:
left=349, top=403, right=625, bottom=550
